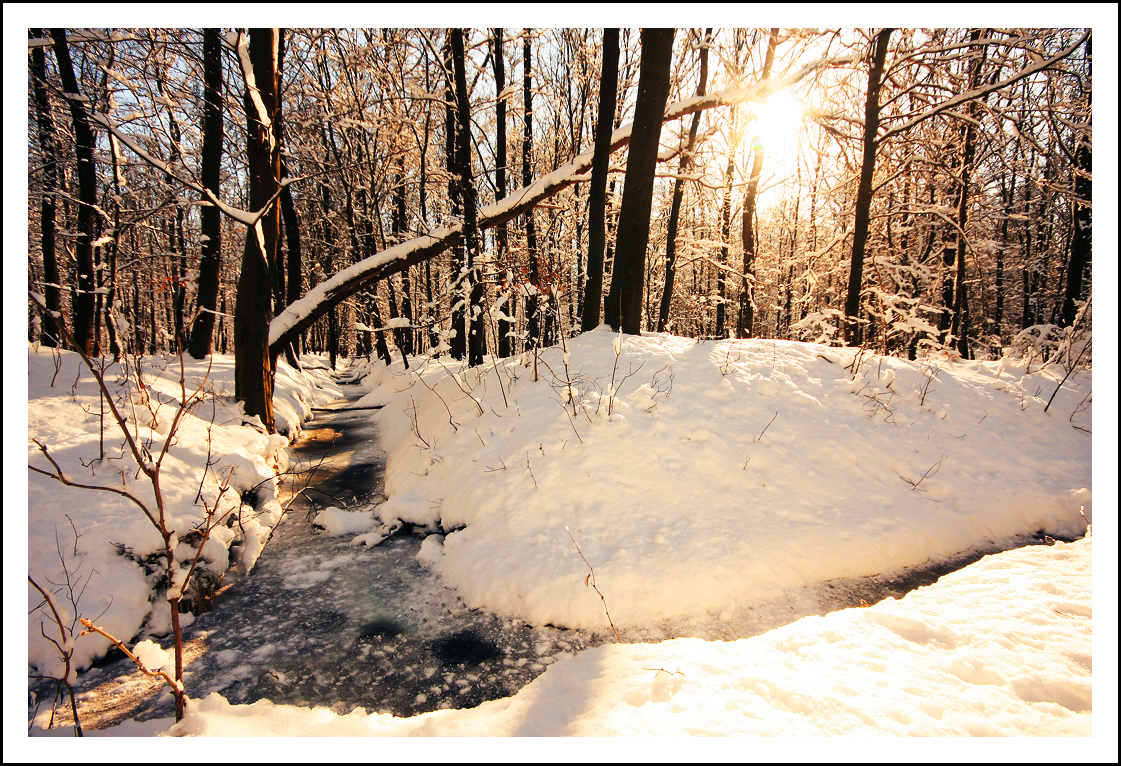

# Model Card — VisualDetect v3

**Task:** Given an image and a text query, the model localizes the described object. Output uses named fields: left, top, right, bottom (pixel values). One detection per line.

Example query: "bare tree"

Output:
left=604, top=28, right=676, bottom=335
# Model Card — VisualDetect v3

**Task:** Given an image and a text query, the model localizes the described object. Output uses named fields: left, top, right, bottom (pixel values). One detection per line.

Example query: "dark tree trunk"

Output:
left=581, top=28, right=620, bottom=333
left=493, top=29, right=516, bottom=358
left=451, top=29, right=485, bottom=366
left=30, top=31, right=61, bottom=347
left=523, top=34, right=542, bottom=349
left=657, top=29, right=710, bottom=334
left=604, top=28, right=675, bottom=335
left=189, top=29, right=225, bottom=359
left=444, top=38, right=467, bottom=361
left=716, top=140, right=734, bottom=338
left=948, top=30, right=987, bottom=359
left=392, top=154, right=414, bottom=357
left=50, top=29, right=98, bottom=354
left=737, top=29, right=779, bottom=339
left=843, top=28, right=893, bottom=346
left=1061, top=38, right=1091, bottom=328
left=234, top=29, right=282, bottom=432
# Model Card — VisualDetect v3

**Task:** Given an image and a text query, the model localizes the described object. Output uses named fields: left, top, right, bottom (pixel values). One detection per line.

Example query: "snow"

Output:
left=162, top=534, right=1098, bottom=736
left=16, top=328, right=1111, bottom=746
left=23, top=346, right=342, bottom=679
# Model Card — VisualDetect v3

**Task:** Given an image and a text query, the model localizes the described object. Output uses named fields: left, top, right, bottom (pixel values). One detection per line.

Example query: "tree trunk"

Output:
left=581, top=28, right=620, bottom=333
left=737, top=29, right=779, bottom=339
left=716, top=110, right=736, bottom=339
left=50, top=29, right=98, bottom=354
left=843, top=28, right=892, bottom=346
left=658, top=29, right=710, bottom=334
left=948, top=30, right=986, bottom=359
left=1061, top=37, right=1091, bottom=328
left=523, top=34, right=542, bottom=349
left=30, top=31, right=61, bottom=347
left=189, top=29, right=224, bottom=359
left=493, top=29, right=515, bottom=358
left=604, top=29, right=675, bottom=335
left=234, top=29, right=282, bottom=432
left=451, top=29, right=486, bottom=367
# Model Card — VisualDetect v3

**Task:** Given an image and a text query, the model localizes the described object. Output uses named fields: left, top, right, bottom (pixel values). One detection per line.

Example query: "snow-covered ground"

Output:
left=21, top=347, right=342, bottom=677
left=14, top=328, right=1112, bottom=747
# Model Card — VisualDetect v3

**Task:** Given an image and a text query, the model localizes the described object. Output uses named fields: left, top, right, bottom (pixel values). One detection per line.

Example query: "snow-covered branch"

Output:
left=269, top=51, right=857, bottom=353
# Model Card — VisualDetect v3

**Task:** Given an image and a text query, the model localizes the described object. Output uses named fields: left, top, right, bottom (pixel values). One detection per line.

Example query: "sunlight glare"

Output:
left=755, top=90, right=804, bottom=152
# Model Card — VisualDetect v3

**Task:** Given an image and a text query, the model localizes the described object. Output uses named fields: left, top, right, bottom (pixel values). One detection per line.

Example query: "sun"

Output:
left=754, top=90, right=805, bottom=153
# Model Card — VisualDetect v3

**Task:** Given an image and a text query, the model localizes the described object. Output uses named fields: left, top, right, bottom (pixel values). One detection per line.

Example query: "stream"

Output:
left=46, top=386, right=603, bottom=729
left=34, top=379, right=1076, bottom=731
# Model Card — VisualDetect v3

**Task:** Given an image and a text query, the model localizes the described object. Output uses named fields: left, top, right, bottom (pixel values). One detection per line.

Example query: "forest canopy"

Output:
left=26, top=28, right=1092, bottom=431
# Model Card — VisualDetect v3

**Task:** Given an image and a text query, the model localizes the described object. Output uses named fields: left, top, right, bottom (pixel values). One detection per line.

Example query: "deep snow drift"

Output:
left=21, top=328, right=1102, bottom=741
left=357, top=328, right=1091, bottom=637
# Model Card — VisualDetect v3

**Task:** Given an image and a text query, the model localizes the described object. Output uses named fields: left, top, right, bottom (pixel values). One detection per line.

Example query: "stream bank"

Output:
left=39, top=390, right=602, bottom=729
left=31, top=384, right=1080, bottom=731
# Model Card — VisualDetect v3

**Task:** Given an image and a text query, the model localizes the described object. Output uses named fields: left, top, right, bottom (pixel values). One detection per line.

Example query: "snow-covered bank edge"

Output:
left=353, top=329, right=1093, bottom=636
left=26, top=532, right=1097, bottom=745
left=24, top=346, right=345, bottom=680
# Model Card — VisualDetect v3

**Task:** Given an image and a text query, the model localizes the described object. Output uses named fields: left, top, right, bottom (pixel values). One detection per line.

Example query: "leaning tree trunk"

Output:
left=268, top=52, right=848, bottom=356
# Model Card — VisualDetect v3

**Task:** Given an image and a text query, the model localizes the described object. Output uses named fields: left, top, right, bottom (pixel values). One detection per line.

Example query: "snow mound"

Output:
left=362, top=329, right=1091, bottom=633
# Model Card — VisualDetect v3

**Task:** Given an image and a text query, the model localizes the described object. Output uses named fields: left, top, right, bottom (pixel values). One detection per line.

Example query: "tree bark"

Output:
left=657, top=29, right=710, bottom=334
left=948, top=30, right=986, bottom=359
left=1061, top=37, right=1091, bottom=329
left=450, top=29, right=486, bottom=367
left=522, top=34, right=542, bottom=349
left=492, top=29, right=515, bottom=357
left=843, top=28, right=892, bottom=346
left=234, top=29, right=282, bottom=432
left=188, top=30, right=225, bottom=359
left=604, top=28, right=676, bottom=335
left=582, top=28, right=620, bottom=333
left=51, top=29, right=99, bottom=354
left=737, top=29, right=779, bottom=339
left=30, top=31, right=61, bottom=347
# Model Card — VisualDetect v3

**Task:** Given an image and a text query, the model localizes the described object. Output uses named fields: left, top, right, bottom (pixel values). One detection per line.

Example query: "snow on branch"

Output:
left=269, top=52, right=856, bottom=353
left=877, top=31, right=1089, bottom=144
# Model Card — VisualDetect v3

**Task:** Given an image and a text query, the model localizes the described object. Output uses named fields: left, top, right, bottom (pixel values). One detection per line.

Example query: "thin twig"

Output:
left=565, top=526, right=622, bottom=643
left=755, top=411, right=778, bottom=442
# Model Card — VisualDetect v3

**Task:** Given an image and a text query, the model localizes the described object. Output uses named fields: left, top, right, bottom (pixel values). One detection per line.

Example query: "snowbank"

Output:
left=360, top=328, right=1092, bottom=635
left=25, top=346, right=341, bottom=677
left=165, top=532, right=1092, bottom=736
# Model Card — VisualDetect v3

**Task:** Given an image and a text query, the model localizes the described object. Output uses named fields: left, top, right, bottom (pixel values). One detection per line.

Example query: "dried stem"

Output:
left=27, top=577, right=82, bottom=736
left=565, top=526, right=622, bottom=643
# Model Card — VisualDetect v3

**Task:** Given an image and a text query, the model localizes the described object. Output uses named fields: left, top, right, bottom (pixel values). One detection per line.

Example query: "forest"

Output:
left=27, top=27, right=1092, bottom=431
left=24, top=28, right=1097, bottom=738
